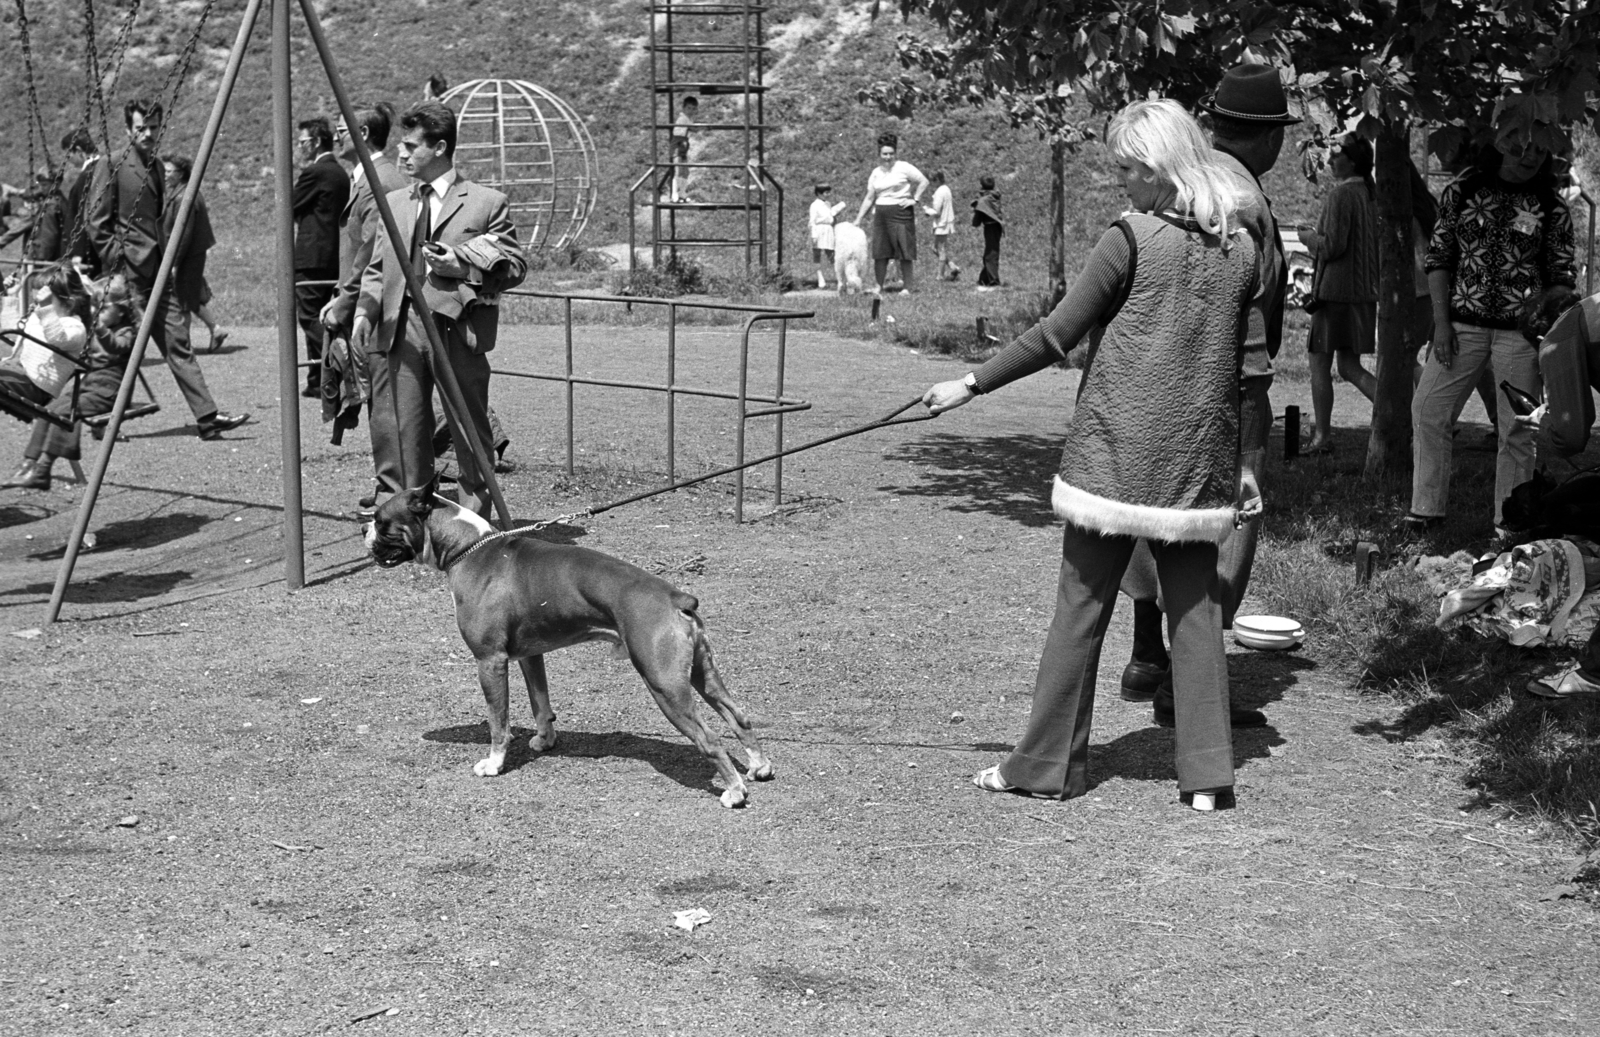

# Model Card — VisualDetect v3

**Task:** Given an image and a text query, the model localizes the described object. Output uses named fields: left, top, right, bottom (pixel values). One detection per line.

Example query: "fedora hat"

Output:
left=1199, top=63, right=1300, bottom=125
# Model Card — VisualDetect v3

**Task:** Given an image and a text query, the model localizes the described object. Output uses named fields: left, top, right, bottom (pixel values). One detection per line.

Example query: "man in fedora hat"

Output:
left=1119, top=62, right=1300, bottom=728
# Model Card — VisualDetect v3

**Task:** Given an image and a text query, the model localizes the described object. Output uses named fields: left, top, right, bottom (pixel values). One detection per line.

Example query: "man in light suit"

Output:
left=87, top=98, right=247, bottom=440
left=320, top=100, right=409, bottom=507
left=352, top=101, right=525, bottom=518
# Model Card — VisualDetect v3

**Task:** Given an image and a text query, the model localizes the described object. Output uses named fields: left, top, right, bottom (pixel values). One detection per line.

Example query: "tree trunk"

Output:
left=1364, top=121, right=1415, bottom=482
left=1050, top=140, right=1066, bottom=302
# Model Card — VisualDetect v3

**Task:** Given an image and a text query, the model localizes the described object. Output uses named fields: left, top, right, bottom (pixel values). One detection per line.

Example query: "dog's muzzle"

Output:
left=366, top=520, right=419, bottom=568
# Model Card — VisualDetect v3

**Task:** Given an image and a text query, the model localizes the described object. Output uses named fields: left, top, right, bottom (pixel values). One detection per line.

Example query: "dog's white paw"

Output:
left=719, top=788, right=747, bottom=809
left=530, top=729, right=558, bottom=752
left=747, top=760, right=775, bottom=782
left=472, top=756, right=505, bottom=777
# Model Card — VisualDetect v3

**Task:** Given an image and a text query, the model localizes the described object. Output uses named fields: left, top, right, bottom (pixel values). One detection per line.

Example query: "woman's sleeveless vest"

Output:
left=1051, top=212, right=1259, bottom=544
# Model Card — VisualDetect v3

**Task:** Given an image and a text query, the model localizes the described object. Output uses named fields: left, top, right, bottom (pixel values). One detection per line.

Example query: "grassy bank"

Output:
left=1252, top=344, right=1600, bottom=849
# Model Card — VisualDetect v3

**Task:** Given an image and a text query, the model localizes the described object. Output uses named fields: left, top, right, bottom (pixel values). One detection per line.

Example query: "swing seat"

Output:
left=0, top=327, right=161, bottom=433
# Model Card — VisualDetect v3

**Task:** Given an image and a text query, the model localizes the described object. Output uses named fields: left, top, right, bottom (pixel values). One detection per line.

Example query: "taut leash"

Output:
left=464, top=394, right=938, bottom=539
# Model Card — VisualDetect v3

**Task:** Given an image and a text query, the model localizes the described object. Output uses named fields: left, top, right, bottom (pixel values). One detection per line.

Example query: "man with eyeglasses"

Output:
left=293, top=117, right=350, bottom=399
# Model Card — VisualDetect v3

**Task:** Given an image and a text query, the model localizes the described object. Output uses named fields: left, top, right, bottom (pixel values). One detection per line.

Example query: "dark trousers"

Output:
left=296, top=270, right=336, bottom=386
left=125, top=278, right=217, bottom=422
left=1001, top=521, right=1234, bottom=798
left=978, top=223, right=1003, bottom=286
left=371, top=313, right=495, bottom=516
left=35, top=366, right=124, bottom=460
left=1123, top=376, right=1271, bottom=629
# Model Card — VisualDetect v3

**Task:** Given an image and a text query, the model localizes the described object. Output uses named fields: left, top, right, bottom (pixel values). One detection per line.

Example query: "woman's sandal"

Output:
left=1189, top=787, right=1233, bottom=812
left=972, top=765, right=1017, bottom=793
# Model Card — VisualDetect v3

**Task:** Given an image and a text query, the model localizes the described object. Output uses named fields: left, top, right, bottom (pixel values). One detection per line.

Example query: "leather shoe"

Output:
left=1153, top=688, right=1267, bottom=728
left=197, top=412, right=251, bottom=440
left=358, top=483, right=380, bottom=509
left=301, top=382, right=321, bottom=398
left=1120, top=661, right=1169, bottom=702
left=2, top=460, right=48, bottom=490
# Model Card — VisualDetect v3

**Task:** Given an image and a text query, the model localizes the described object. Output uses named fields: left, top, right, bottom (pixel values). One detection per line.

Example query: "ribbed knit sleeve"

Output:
left=1313, top=180, right=1378, bottom=302
left=971, top=226, right=1129, bottom=393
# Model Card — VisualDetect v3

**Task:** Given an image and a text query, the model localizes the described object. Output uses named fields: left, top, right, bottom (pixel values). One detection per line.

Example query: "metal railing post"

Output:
left=774, top=316, right=787, bottom=508
left=667, top=301, right=677, bottom=485
left=736, top=314, right=752, bottom=523
left=564, top=295, right=574, bottom=476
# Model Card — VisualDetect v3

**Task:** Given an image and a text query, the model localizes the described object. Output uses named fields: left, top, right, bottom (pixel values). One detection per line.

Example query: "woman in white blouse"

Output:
left=855, top=132, right=929, bottom=294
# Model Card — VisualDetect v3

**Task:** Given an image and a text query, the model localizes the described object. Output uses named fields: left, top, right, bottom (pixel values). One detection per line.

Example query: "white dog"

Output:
left=833, top=221, right=867, bottom=296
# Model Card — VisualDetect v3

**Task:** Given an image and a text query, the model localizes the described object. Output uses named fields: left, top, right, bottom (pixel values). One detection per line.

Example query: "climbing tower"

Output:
left=632, top=1, right=782, bottom=274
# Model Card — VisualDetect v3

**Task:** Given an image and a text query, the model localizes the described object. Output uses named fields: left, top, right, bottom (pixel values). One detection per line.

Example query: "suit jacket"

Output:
left=326, top=154, right=409, bottom=328
left=357, top=174, right=526, bottom=355
left=292, top=152, right=350, bottom=273
left=60, top=161, right=95, bottom=268
left=86, top=146, right=165, bottom=286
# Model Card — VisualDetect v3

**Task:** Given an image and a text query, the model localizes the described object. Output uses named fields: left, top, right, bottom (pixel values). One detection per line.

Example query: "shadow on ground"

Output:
left=423, top=723, right=716, bottom=793
left=24, top=511, right=212, bottom=559
left=0, top=569, right=193, bottom=603
left=880, top=431, right=1060, bottom=527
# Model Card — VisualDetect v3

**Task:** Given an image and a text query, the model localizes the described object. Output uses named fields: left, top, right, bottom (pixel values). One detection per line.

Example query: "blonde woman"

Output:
left=922, top=99, right=1262, bottom=811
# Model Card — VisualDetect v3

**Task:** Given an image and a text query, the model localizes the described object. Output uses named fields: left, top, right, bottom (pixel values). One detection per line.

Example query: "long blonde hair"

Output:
left=1107, top=98, right=1240, bottom=244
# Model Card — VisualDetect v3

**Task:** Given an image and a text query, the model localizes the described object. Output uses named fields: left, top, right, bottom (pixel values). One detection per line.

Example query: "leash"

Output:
left=461, top=394, right=938, bottom=545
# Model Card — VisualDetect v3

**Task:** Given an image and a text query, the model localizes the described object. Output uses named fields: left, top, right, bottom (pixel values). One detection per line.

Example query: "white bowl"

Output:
left=1234, top=627, right=1304, bottom=651
left=1233, top=614, right=1303, bottom=637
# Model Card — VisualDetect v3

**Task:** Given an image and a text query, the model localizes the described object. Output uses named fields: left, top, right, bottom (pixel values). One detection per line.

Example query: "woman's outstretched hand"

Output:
left=923, top=379, right=974, bottom=414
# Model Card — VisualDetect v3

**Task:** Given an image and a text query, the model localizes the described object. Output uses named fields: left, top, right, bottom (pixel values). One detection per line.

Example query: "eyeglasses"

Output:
left=332, top=127, right=350, bottom=139
left=296, top=137, right=315, bottom=147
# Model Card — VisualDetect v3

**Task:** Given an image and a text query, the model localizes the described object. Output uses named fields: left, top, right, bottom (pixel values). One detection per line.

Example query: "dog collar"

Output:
left=439, top=513, right=589, bottom=569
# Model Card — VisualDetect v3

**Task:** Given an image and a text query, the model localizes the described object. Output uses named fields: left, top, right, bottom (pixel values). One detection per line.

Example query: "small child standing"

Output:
left=809, top=183, right=845, bottom=289
left=923, top=171, right=959, bottom=281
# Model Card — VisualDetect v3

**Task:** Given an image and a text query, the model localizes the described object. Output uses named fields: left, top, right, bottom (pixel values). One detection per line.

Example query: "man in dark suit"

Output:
left=293, top=117, right=350, bottom=398
left=87, top=98, right=247, bottom=440
left=58, top=127, right=100, bottom=273
left=352, top=101, right=525, bottom=518
left=320, top=100, right=409, bottom=506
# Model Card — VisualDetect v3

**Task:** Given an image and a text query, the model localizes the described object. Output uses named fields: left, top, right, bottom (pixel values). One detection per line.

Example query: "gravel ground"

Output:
left=1, top=320, right=1595, bottom=1035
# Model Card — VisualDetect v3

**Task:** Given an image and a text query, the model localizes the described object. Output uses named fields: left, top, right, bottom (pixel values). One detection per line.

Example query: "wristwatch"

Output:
left=963, top=372, right=983, bottom=395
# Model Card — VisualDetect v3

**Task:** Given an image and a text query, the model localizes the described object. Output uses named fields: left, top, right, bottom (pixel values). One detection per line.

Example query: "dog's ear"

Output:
left=406, top=478, right=438, bottom=516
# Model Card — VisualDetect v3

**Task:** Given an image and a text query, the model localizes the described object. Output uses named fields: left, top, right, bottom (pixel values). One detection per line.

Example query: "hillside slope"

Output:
left=0, top=0, right=1321, bottom=302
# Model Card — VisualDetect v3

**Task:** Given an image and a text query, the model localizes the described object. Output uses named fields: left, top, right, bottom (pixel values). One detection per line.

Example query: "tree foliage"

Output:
left=874, top=1, right=1600, bottom=155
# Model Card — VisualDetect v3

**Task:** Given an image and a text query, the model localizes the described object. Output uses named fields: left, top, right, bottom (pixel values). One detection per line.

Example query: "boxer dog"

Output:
left=366, top=478, right=775, bottom=808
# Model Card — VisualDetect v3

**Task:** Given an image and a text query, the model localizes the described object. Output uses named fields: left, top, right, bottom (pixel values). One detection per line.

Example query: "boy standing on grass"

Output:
left=809, top=183, right=844, bottom=289
left=923, top=171, right=959, bottom=281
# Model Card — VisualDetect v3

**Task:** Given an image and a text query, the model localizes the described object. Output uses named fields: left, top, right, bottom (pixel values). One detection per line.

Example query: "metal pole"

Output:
left=666, top=301, right=677, bottom=485
left=45, top=0, right=267, bottom=624
left=735, top=314, right=751, bottom=522
left=774, top=316, right=786, bottom=508
left=273, top=0, right=306, bottom=591
left=572, top=294, right=579, bottom=476
left=296, top=0, right=513, bottom=529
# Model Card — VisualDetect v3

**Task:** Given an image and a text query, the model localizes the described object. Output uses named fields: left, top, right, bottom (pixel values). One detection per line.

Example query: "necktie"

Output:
left=410, top=185, right=431, bottom=266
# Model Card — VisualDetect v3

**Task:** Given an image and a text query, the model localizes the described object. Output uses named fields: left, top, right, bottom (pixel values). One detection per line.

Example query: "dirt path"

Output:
left=1, top=324, right=1594, bottom=1035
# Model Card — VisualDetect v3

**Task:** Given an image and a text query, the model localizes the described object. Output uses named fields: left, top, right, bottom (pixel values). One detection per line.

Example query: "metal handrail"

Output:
left=495, top=288, right=813, bottom=517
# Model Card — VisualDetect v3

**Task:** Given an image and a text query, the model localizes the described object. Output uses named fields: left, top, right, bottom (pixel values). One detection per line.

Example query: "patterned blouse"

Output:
left=1424, top=176, right=1576, bottom=330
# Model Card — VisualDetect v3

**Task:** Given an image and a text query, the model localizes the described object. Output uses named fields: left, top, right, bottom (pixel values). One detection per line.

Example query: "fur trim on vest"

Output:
left=1053, top=476, right=1236, bottom=545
